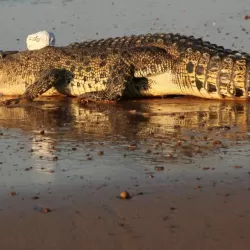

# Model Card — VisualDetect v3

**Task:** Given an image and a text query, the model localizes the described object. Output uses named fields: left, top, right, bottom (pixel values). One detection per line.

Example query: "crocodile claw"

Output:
left=78, top=92, right=106, bottom=103
left=1, top=97, right=30, bottom=106
left=78, top=92, right=117, bottom=105
left=78, top=98, right=115, bottom=105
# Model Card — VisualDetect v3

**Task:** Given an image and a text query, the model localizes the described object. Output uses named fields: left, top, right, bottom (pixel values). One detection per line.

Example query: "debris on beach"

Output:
left=34, top=204, right=52, bottom=213
left=233, top=165, right=243, bottom=169
left=42, top=208, right=52, bottom=213
left=127, top=144, right=137, bottom=150
left=119, top=191, right=130, bottom=199
left=155, top=166, right=164, bottom=171
left=52, top=156, right=58, bottom=161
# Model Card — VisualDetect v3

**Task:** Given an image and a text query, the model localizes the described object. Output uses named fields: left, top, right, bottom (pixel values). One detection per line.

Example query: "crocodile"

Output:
left=0, top=50, right=19, bottom=58
left=0, top=33, right=250, bottom=105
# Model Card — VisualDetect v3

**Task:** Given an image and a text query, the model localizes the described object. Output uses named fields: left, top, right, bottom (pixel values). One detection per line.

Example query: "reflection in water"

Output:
left=0, top=98, right=249, bottom=138
left=30, top=135, right=57, bottom=183
left=0, top=97, right=250, bottom=185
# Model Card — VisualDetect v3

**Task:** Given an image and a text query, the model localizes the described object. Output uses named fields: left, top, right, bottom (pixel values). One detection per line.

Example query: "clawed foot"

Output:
left=78, top=92, right=106, bottom=102
left=77, top=92, right=120, bottom=105
left=0, top=97, right=31, bottom=107
left=78, top=92, right=108, bottom=104
left=78, top=98, right=116, bottom=105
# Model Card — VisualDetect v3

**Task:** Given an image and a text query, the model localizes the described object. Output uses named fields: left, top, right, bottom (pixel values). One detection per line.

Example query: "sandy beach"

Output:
left=1, top=0, right=250, bottom=249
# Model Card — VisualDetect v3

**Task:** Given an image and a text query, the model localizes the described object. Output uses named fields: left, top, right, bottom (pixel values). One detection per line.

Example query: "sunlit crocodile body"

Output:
left=0, top=33, right=250, bottom=105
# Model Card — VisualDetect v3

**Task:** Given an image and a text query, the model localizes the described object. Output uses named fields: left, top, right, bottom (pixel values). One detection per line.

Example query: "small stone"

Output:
left=119, top=191, right=130, bottom=199
left=52, top=156, right=58, bottom=161
left=213, top=140, right=222, bottom=145
left=137, top=192, right=144, bottom=196
left=42, top=208, right=51, bottom=213
left=202, top=167, right=210, bottom=170
left=9, top=192, right=16, bottom=196
left=155, top=166, right=164, bottom=171
left=233, top=165, right=242, bottom=169
left=127, top=144, right=137, bottom=150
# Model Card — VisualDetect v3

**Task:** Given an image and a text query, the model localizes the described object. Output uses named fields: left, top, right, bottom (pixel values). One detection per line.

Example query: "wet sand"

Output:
left=0, top=98, right=250, bottom=250
left=1, top=0, right=250, bottom=249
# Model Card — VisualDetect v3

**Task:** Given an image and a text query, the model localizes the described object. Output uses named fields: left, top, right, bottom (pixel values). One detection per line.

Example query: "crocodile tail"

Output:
left=171, top=41, right=250, bottom=99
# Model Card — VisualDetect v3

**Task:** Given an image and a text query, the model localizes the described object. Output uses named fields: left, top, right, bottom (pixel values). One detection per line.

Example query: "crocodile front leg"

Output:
left=78, top=45, right=175, bottom=102
left=78, top=57, right=134, bottom=103
left=0, top=50, right=19, bottom=58
left=2, top=69, right=69, bottom=105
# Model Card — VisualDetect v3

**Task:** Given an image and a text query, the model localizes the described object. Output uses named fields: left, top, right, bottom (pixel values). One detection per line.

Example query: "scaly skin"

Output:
left=0, top=44, right=173, bottom=105
left=0, top=33, right=250, bottom=105
left=0, top=50, right=19, bottom=58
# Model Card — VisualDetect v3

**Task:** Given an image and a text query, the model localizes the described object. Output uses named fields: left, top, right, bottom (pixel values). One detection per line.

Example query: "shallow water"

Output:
left=0, top=97, right=250, bottom=190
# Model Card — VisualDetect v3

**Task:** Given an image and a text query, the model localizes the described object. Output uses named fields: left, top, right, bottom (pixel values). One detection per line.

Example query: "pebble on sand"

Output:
left=119, top=191, right=130, bottom=199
